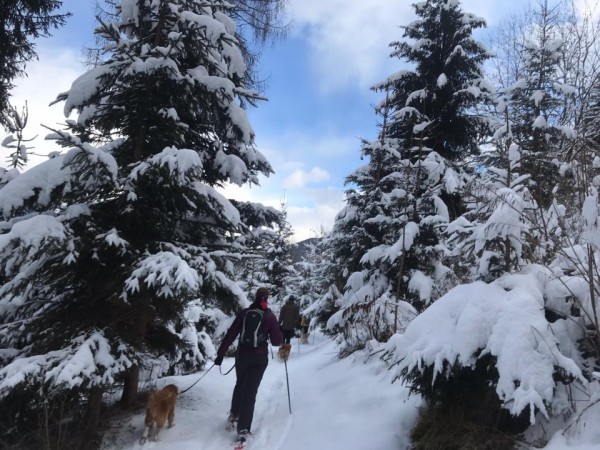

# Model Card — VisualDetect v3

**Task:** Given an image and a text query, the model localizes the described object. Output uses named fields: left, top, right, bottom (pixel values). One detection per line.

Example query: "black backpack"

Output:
left=239, top=308, right=266, bottom=347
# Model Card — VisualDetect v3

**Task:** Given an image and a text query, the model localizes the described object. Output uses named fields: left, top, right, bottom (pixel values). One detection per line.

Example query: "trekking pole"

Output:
left=284, top=357, right=292, bottom=414
left=270, top=344, right=274, bottom=360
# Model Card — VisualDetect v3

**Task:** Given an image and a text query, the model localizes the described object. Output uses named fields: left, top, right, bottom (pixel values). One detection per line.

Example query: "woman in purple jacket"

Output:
left=214, top=287, right=283, bottom=447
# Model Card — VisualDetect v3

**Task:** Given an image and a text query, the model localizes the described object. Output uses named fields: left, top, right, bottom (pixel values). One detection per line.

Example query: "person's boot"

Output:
left=225, top=412, right=237, bottom=432
left=233, top=429, right=251, bottom=449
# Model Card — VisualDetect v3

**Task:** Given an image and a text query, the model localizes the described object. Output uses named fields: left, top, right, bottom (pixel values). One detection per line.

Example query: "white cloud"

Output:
left=287, top=189, right=346, bottom=242
left=219, top=170, right=345, bottom=243
left=287, top=0, right=528, bottom=94
left=283, top=167, right=330, bottom=189
left=248, top=130, right=363, bottom=241
left=288, top=0, right=411, bottom=93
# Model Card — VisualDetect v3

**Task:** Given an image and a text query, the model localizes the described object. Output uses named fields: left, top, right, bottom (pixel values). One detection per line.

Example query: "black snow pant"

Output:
left=282, top=328, right=294, bottom=344
left=230, top=353, right=268, bottom=433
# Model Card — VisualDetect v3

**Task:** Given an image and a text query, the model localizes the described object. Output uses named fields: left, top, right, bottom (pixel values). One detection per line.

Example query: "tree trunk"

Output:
left=77, top=388, right=104, bottom=450
left=120, top=364, right=140, bottom=407
left=120, top=299, right=149, bottom=407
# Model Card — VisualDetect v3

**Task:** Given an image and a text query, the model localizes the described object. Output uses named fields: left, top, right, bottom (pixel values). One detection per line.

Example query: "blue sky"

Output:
left=9, top=0, right=543, bottom=241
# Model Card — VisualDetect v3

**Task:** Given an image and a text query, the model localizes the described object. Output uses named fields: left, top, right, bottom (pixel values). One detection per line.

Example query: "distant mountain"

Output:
left=290, top=237, right=320, bottom=263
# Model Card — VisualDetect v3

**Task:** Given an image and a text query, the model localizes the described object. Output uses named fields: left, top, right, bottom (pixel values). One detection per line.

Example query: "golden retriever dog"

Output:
left=139, top=384, right=178, bottom=445
left=278, top=343, right=292, bottom=361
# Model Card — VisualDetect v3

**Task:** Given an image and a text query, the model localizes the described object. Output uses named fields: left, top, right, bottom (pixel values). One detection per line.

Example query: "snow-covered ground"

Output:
left=100, top=332, right=421, bottom=450
left=99, top=327, right=600, bottom=450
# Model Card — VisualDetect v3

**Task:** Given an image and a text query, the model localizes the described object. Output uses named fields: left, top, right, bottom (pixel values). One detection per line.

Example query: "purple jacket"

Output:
left=217, top=306, right=283, bottom=357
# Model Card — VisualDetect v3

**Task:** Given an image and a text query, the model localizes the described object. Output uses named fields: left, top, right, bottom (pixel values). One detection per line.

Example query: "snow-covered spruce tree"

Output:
left=446, top=108, right=542, bottom=281
left=449, top=79, right=570, bottom=281
left=463, top=1, right=579, bottom=276
left=448, top=1, right=580, bottom=285
left=303, top=229, right=345, bottom=332
left=501, top=1, right=575, bottom=213
left=325, top=0, right=493, bottom=354
left=386, top=0, right=492, bottom=162
left=327, top=130, right=421, bottom=354
left=287, top=233, right=328, bottom=310
left=230, top=200, right=281, bottom=294
left=0, top=0, right=274, bottom=446
left=374, top=0, right=494, bottom=302
left=263, top=201, right=296, bottom=303
left=277, top=230, right=333, bottom=339
left=231, top=201, right=295, bottom=306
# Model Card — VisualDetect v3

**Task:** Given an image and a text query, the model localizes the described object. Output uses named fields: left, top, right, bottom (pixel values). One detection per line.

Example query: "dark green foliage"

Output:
left=405, top=354, right=530, bottom=450
left=323, top=0, right=490, bottom=336
left=0, top=2, right=280, bottom=448
left=381, top=0, right=492, bottom=160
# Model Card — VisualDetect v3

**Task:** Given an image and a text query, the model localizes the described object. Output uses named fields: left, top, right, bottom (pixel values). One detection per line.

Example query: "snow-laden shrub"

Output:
left=303, top=284, right=342, bottom=335
left=326, top=270, right=417, bottom=355
left=383, top=265, right=583, bottom=426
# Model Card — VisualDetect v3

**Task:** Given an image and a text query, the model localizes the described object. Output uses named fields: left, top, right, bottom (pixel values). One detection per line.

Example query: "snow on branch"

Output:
left=384, top=266, right=583, bottom=424
left=0, top=157, right=68, bottom=219
left=0, top=331, right=132, bottom=397
left=124, top=251, right=200, bottom=299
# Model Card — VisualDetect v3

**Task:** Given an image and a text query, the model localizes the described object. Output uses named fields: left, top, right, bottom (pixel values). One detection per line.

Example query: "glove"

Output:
left=214, top=355, right=223, bottom=366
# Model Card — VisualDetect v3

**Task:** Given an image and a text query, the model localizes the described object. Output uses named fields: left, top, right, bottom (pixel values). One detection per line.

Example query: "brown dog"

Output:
left=278, top=343, right=292, bottom=361
left=139, top=384, right=178, bottom=444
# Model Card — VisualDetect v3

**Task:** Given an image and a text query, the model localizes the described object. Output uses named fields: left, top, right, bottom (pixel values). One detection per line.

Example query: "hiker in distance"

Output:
left=299, top=315, right=310, bottom=344
left=278, top=295, right=300, bottom=360
left=214, top=287, right=283, bottom=449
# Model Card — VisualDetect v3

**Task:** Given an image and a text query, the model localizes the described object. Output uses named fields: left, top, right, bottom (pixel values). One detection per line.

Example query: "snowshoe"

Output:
left=233, top=429, right=251, bottom=449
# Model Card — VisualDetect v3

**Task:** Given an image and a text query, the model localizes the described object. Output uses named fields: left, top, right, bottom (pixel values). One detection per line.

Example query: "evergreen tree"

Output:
left=466, top=1, right=578, bottom=274
left=232, top=200, right=295, bottom=304
left=447, top=143, right=540, bottom=281
left=384, top=0, right=491, bottom=162
left=504, top=1, right=575, bottom=210
left=374, top=0, right=493, bottom=299
left=231, top=199, right=281, bottom=295
left=0, top=0, right=274, bottom=445
left=263, top=201, right=296, bottom=302
left=325, top=0, right=492, bottom=354
left=282, top=231, right=331, bottom=328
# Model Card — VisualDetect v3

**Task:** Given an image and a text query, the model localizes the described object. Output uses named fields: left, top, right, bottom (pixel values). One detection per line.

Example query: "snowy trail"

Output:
left=101, top=333, right=419, bottom=450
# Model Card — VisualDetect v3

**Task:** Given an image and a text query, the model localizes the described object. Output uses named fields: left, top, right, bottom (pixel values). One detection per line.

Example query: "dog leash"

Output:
left=180, top=363, right=216, bottom=394
left=219, top=362, right=236, bottom=375
left=180, top=360, right=237, bottom=394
